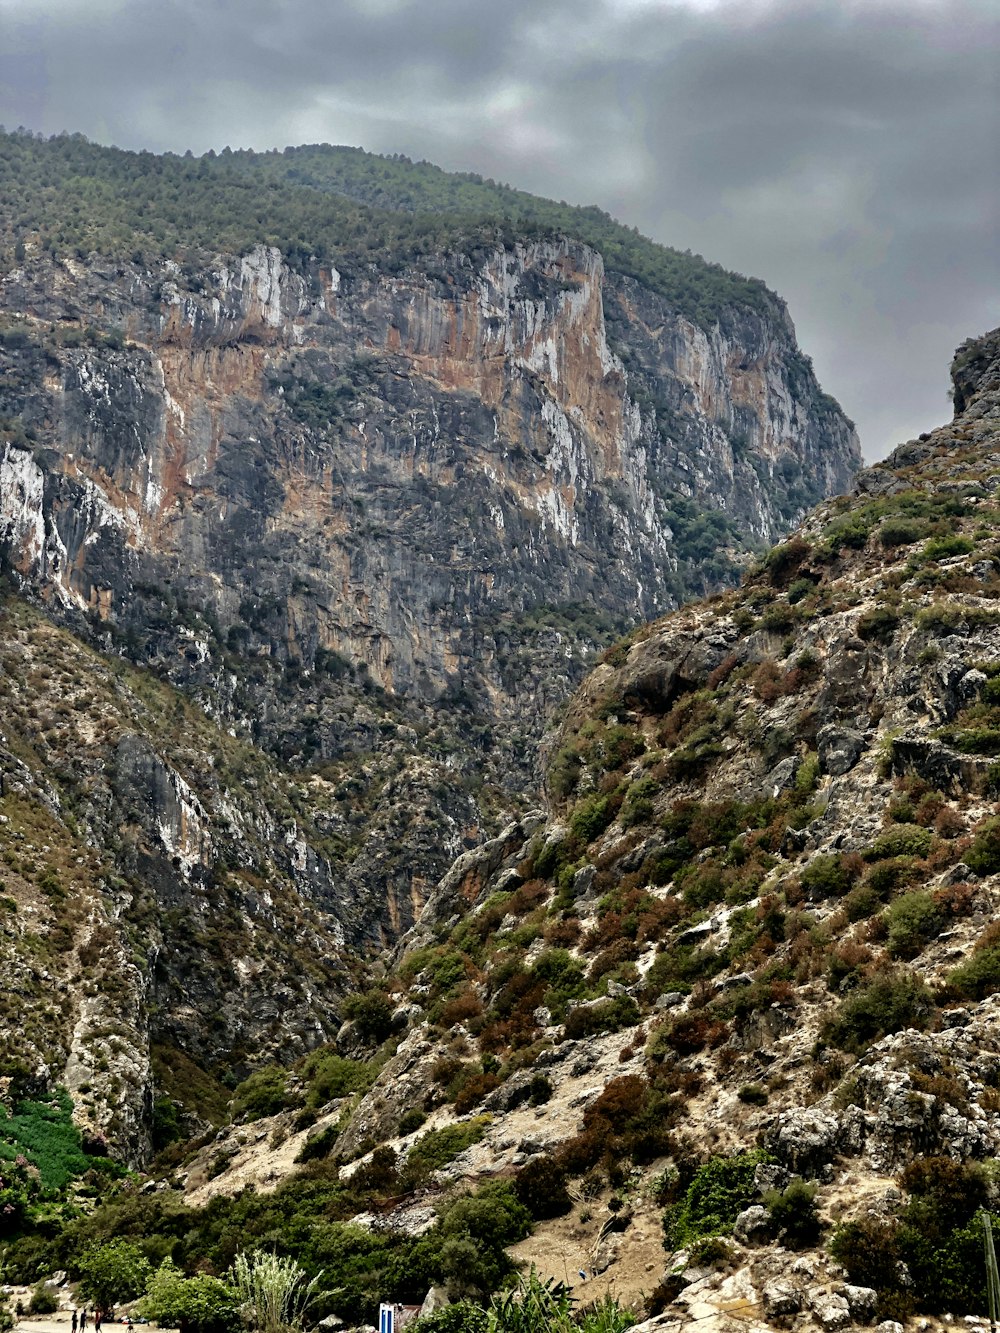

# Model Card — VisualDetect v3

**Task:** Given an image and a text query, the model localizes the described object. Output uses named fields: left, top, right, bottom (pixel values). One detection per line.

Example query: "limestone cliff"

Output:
left=0, top=235, right=857, bottom=943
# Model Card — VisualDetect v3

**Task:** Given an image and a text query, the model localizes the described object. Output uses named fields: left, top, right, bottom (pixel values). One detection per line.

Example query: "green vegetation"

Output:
left=0, top=131, right=778, bottom=332
left=822, top=969, right=933, bottom=1053
left=0, top=1088, right=123, bottom=1191
left=140, top=1261, right=241, bottom=1333
left=830, top=1159, right=992, bottom=1318
left=664, top=1151, right=770, bottom=1248
left=78, top=1240, right=153, bottom=1308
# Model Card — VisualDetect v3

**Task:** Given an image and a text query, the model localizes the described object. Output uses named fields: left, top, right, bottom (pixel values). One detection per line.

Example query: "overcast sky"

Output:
left=1, top=0, right=997, bottom=460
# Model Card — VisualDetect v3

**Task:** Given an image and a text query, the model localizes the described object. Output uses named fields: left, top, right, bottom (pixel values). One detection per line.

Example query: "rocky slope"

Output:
left=179, top=325, right=1000, bottom=1330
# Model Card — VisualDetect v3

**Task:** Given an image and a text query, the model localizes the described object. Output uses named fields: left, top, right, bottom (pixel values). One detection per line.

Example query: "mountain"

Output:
left=0, top=132, right=857, bottom=1155
left=148, top=324, right=1000, bottom=1328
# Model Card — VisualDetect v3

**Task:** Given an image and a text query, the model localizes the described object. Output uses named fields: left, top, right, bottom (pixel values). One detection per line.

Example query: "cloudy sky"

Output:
left=1, top=0, right=997, bottom=459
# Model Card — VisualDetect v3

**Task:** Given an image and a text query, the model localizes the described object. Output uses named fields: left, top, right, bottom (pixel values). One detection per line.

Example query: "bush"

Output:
left=404, top=1118, right=491, bottom=1179
left=965, top=818, right=1000, bottom=875
left=231, top=1066, right=289, bottom=1121
left=737, top=1084, right=768, bottom=1106
left=514, top=1155, right=573, bottom=1219
left=398, top=1108, right=428, bottom=1135
left=764, top=1179, right=821, bottom=1248
left=410, top=1304, right=489, bottom=1333
left=885, top=891, right=942, bottom=958
left=857, top=606, right=900, bottom=642
left=139, top=1261, right=241, bottom=1333
left=665, top=1152, right=770, bottom=1247
left=828, top=1218, right=906, bottom=1308
left=921, top=535, right=974, bottom=562
left=866, top=825, right=934, bottom=861
left=77, top=1240, right=153, bottom=1309
left=570, top=794, right=617, bottom=846
left=563, top=996, right=639, bottom=1040
left=27, top=1287, right=58, bottom=1316
left=799, top=854, right=858, bottom=900
left=764, top=537, right=812, bottom=588
left=302, top=1051, right=375, bottom=1107
left=879, top=517, right=928, bottom=547
left=822, top=968, right=933, bottom=1053
left=948, top=929, right=1000, bottom=999
left=294, top=1123, right=339, bottom=1164
left=343, top=991, right=396, bottom=1044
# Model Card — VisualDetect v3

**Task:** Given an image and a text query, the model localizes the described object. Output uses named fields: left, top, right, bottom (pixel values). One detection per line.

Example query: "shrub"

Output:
left=921, top=535, right=974, bottom=562
left=879, top=517, right=928, bottom=547
left=965, top=818, right=1000, bottom=875
left=764, top=537, right=812, bottom=588
left=231, top=1066, right=289, bottom=1121
left=77, top=1240, right=153, bottom=1309
left=857, top=606, right=900, bottom=642
left=27, top=1287, right=58, bottom=1316
left=409, top=1305, right=489, bottom=1333
left=866, top=825, right=934, bottom=861
left=343, top=991, right=396, bottom=1044
left=513, top=1155, right=573, bottom=1219
left=885, top=891, right=942, bottom=958
left=139, top=1261, right=241, bottom=1333
left=822, top=968, right=933, bottom=1053
left=302, top=1051, right=375, bottom=1107
left=398, top=1108, right=427, bottom=1135
left=294, top=1123, right=339, bottom=1163
left=563, top=996, right=639, bottom=1040
left=665, top=1151, right=769, bottom=1247
left=453, top=1074, right=503, bottom=1115
left=404, top=1118, right=491, bottom=1178
left=764, top=1180, right=821, bottom=1248
left=570, top=794, right=617, bottom=846
left=737, top=1084, right=768, bottom=1106
left=799, top=854, right=859, bottom=900
left=828, top=1218, right=907, bottom=1310
left=948, top=928, right=1000, bottom=999
left=528, top=1075, right=552, bottom=1106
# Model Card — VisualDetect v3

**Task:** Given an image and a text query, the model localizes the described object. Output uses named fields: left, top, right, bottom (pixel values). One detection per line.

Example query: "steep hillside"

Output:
left=0, top=131, right=858, bottom=961
left=153, top=325, right=1000, bottom=1330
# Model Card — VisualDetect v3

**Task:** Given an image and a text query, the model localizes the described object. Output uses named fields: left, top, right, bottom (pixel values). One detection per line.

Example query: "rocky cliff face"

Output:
left=0, top=237, right=857, bottom=945
left=0, top=142, right=859, bottom=1161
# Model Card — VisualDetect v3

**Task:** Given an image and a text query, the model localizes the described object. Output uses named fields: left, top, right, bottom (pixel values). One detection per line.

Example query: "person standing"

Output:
left=81, top=1310, right=88, bottom=1331
left=72, top=1312, right=78, bottom=1333
left=94, top=1311, right=102, bottom=1333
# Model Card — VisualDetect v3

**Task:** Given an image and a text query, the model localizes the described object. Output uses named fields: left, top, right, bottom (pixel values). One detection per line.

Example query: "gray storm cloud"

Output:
left=0, top=0, right=996, bottom=459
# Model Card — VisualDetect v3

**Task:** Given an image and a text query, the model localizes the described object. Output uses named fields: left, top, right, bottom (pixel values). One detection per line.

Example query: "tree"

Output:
left=77, top=1240, right=152, bottom=1310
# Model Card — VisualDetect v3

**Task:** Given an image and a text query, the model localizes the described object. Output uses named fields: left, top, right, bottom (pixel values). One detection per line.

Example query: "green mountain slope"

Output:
left=0, top=130, right=776, bottom=330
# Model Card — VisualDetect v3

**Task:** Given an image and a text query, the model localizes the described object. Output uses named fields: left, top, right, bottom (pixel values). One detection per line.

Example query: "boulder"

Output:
left=418, top=1288, right=450, bottom=1319
left=818, top=725, right=865, bottom=776
left=761, top=1281, right=803, bottom=1318
left=733, top=1205, right=772, bottom=1245
left=810, top=1291, right=851, bottom=1330
left=841, top=1284, right=878, bottom=1323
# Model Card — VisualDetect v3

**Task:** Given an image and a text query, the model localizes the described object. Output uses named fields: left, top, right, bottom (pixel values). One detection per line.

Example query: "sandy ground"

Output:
left=509, top=1194, right=667, bottom=1313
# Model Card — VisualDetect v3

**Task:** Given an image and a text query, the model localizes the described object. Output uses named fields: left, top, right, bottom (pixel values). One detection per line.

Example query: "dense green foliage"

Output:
left=0, top=130, right=777, bottom=330
left=0, top=1088, right=122, bottom=1191
left=77, top=1240, right=153, bottom=1308
left=139, top=1261, right=241, bottom=1333
left=664, top=1152, right=770, bottom=1248
left=830, top=1160, right=993, bottom=1318
left=822, top=968, right=933, bottom=1052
